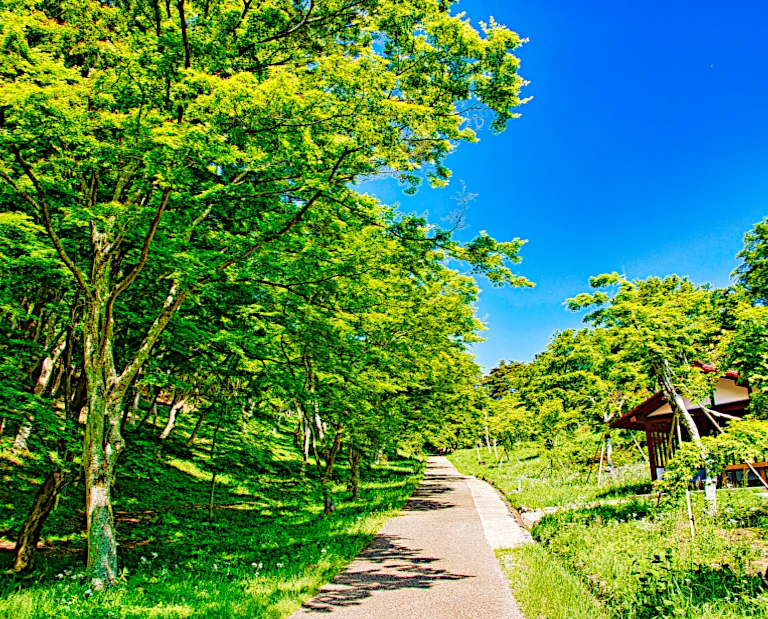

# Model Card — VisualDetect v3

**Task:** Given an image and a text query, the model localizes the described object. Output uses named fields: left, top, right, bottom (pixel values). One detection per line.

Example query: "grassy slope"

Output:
left=0, top=415, right=423, bottom=618
left=451, top=445, right=768, bottom=619
left=450, top=445, right=651, bottom=509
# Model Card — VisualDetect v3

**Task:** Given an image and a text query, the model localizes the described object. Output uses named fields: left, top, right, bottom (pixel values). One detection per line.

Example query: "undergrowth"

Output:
left=0, top=418, right=423, bottom=618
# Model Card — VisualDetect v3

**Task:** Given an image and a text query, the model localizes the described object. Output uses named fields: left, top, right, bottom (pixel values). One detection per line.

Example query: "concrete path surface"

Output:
left=290, top=456, right=530, bottom=618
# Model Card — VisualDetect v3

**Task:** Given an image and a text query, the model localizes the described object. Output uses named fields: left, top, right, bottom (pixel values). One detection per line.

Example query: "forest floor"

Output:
left=450, top=445, right=768, bottom=619
left=289, top=456, right=529, bottom=618
left=0, top=418, right=423, bottom=619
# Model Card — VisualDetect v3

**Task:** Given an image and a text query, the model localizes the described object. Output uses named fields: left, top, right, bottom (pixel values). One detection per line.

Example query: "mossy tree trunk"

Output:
left=349, top=445, right=362, bottom=499
left=13, top=467, right=70, bottom=572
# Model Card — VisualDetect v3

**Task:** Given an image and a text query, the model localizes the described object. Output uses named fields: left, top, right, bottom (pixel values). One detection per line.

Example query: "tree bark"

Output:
left=303, top=420, right=311, bottom=465
left=185, top=405, right=211, bottom=447
left=208, top=471, right=217, bottom=520
left=605, top=433, right=614, bottom=473
left=13, top=336, right=67, bottom=451
left=136, top=386, right=161, bottom=432
left=349, top=445, right=362, bottom=499
left=13, top=467, right=70, bottom=572
left=82, top=389, right=125, bottom=589
left=160, top=392, right=189, bottom=440
left=322, top=430, right=343, bottom=514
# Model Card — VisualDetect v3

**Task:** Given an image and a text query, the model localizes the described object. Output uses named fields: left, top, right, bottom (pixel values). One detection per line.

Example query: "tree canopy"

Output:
left=0, top=0, right=532, bottom=586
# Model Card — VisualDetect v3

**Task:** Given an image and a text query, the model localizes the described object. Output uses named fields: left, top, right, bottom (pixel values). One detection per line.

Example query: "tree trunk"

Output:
left=13, top=337, right=68, bottom=451
left=207, top=407, right=224, bottom=521
left=13, top=467, right=70, bottom=572
left=658, top=360, right=718, bottom=514
left=208, top=471, right=217, bottom=521
left=81, top=268, right=128, bottom=589
left=484, top=414, right=492, bottom=454
left=303, top=423, right=311, bottom=464
left=122, top=382, right=141, bottom=430
left=136, top=386, right=161, bottom=432
left=605, top=433, right=614, bottom=474
left=322, top=430, right=343, bottom=514
left=160, top=393, right=189, bottom=440
left=185, top=405, right=210, bottom=447
left=349, top=445, right=362, bottom=499
left=82, top=392, right=125, bottom=589
left=13, top=422, right=33, bottom=452
left=597, top=441, right=605, bottom=485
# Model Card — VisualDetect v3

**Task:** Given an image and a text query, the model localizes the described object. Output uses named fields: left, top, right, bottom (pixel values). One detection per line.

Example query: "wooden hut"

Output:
left=609, top=367, right=764, bottom=486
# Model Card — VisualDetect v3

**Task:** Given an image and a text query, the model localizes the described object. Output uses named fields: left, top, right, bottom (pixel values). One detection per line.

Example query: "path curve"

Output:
left=290, top=456, right=530, bottom=618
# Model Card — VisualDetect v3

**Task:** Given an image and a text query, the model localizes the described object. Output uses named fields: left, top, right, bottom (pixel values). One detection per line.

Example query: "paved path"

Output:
left=290, top=456, right=531, bottom=618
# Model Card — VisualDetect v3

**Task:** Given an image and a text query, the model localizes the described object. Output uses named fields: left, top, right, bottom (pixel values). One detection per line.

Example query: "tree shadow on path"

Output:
left=402, top=470, right=464, bottom=512
left=298, top=534, right=472, bottom=613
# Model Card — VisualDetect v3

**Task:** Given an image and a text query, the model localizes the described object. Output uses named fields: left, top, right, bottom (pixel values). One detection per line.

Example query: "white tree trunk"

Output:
left=659, top=360, right=717, bottom=515
left=160, top=394, right=190, bottom=440
left=13, top=336, right=67, bottom=451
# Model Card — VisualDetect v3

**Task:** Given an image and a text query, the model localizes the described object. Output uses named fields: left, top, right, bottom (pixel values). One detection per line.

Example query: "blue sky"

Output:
left=364, top=0, right=768, bottom=370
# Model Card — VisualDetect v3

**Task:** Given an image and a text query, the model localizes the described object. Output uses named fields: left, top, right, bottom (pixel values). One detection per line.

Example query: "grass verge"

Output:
left=498, top=544, right=610, bottom=619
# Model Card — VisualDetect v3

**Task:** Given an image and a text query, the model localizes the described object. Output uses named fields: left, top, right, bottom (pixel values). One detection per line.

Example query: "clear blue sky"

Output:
left=364, top=0, right=768, bottom=371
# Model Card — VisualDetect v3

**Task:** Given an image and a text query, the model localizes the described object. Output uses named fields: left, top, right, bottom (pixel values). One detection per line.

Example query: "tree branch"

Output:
left=239, top=0, right=314, bottom=53
left=113, top=188, right=171, bottom=298
left=100, top=188, right=171, bottom=357
left=9, top=146, right=91, bottom=293
left=177, top=0, right=191, bottom=69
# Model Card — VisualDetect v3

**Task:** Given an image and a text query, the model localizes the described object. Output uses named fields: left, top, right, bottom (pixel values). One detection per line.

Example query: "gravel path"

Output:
left=289, top=456, right=529, bottom=618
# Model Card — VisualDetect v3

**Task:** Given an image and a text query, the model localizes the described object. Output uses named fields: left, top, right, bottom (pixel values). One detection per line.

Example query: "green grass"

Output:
left=449, top=444, right=651, bottom=510
left=451, top=445, right=768, bottom=619
left=0, top=417, right=423, bottom=618
left=498, top=545, right=610, bottom=619
left=534, top=497, right=768, bottom=619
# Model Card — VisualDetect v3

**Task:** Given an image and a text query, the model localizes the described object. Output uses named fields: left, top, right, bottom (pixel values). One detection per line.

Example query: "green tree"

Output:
left=567, top=273, right=722, bottom=512
left=1, top=0, right=531, bottom=584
